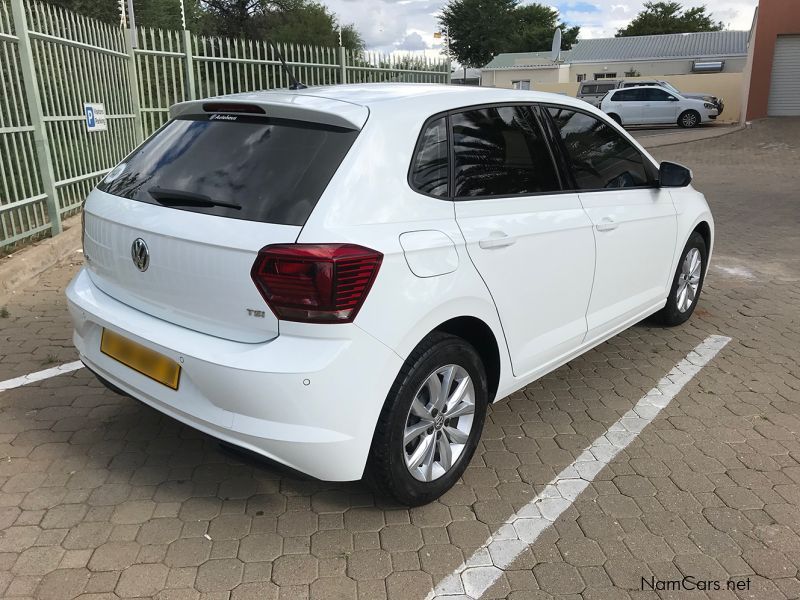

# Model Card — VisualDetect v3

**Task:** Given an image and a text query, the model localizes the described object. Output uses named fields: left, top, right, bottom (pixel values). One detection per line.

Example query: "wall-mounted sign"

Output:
left=84, top=103, right=107, bottom=131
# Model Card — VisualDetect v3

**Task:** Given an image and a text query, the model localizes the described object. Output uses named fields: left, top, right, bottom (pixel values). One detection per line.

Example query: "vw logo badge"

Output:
left=131, top=238, right=150, bottom=272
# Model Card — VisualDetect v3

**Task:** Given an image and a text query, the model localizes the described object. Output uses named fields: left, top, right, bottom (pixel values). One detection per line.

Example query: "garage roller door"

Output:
left=768, top=35, right=800, bottom=116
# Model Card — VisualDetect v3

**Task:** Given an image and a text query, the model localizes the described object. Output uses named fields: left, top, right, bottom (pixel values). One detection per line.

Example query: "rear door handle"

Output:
left=478, top=232, right=515, bottom=249
left=596, top=216, right=618, bottom=232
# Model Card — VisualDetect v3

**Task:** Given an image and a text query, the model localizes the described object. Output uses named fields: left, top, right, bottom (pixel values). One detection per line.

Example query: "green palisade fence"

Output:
left=0, top=0, right=451, bottom=249
left=0, top=0, right=49, bottom=246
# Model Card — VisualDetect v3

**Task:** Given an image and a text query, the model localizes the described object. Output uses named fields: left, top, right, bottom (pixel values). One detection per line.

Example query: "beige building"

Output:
left=481, top=31, right=748, bottom=90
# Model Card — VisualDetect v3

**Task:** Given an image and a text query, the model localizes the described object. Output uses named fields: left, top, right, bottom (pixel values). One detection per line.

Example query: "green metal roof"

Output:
left=483, top=51, right=568, bottom=70
left=483, top=30, right=748, bottom=70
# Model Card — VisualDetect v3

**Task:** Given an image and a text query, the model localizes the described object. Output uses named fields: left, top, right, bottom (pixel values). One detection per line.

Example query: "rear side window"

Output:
left=98, top=115, right=359, bottom=226
left=642, top=88, right=674, bottom=101
left=409, top=117, right=448, bottom=197
left=452, top=106, right=560, bottom=198
left=580, top=84, right=598, bottom=94
left=612, top=89, right=644, bottom=102
left=547, top=107, right=653, bottom=190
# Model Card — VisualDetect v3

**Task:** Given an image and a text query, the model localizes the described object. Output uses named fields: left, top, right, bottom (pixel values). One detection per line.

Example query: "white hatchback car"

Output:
left=601, top=85, right=719, bottom=128
left=67, top=84, right=713, bottom=505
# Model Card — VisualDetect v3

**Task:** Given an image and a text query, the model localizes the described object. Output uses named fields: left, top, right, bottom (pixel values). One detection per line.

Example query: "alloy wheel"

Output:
left=682, top=112, right=698, bottom=127
left=403, top=364, right=475, bottom=482
left=676, top=247, right=702, bottom=312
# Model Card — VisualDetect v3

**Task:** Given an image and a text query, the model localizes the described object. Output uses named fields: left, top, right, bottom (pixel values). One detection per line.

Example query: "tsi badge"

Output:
left=246, top=309, right=266, bottom=318
left=131, top=238, right=150, bottom=272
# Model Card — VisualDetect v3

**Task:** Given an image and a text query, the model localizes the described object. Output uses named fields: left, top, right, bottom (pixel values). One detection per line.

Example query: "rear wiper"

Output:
left=148, top=186, right=242, bottom=210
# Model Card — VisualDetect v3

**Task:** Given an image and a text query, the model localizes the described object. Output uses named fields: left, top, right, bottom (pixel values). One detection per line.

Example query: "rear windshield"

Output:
left=97, top=114, right=359, bottom=226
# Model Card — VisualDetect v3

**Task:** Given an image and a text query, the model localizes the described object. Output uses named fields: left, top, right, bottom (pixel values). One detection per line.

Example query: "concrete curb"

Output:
left=0, top=215, right=82, bottom=307
left=638, top=124, right=745, bottom=149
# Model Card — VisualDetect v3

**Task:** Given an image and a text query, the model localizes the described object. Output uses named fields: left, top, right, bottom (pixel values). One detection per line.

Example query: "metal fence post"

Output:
left=339, top=46, right=347, bottom=85
left=10, top=0, right=62, bottom=236
left=125, top=30, right=145, bottom=143
left=446, top=60, right=452, bottom=84
left=183, top=29, right=196, bottom=100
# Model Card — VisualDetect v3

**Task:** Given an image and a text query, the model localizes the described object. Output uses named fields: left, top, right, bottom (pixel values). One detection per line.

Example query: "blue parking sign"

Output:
left=83, top=102, right=107, bottom=131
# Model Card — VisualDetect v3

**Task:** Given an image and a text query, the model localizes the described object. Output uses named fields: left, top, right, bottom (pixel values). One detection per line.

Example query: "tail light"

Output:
left=251, top=244, right=383, bottom=323
left=203, top=102, right=265, bottom=114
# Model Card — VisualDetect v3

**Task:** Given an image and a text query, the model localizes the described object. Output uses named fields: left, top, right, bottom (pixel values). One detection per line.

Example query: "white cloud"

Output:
left=396, top=31, right=429, bottom=51
left=325, top=0, right=758, bottom=50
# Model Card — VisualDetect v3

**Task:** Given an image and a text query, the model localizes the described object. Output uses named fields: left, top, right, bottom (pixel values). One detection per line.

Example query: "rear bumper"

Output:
left=66, top=268, right=402, bottom=481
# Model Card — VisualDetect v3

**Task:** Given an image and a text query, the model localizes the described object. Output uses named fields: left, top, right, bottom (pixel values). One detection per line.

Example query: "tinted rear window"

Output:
left=452, top=106, right=560, bottom=197
left=409, top=117, right=449, bottom=197
left=98, top=114, right=359, bottom=226
left=612, top=88, right=644, bottom=101
left=642, top=88, right=674, bottom=101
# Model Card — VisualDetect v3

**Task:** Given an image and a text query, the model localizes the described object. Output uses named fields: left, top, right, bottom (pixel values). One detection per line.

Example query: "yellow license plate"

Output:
left=100, top=329, right=181, bottom=390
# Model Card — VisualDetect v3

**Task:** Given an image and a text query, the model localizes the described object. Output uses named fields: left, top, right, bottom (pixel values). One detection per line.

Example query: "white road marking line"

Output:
left=714, top=264, right=756, bottom=280
left=0, top=361, right=84, bottom=392
left=427, top=334, right=731, bottom=600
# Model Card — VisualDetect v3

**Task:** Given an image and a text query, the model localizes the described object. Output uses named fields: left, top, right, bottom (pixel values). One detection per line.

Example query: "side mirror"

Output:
left=667, top=96, right=678, bottom=101
left=659, top=161, right=692, bottom=187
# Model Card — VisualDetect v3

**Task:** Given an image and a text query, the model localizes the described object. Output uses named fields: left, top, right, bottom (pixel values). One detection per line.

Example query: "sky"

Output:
left=323, top=0, right=759, bottom=56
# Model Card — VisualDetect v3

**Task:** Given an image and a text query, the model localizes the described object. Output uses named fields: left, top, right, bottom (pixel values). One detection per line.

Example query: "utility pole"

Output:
left=126, top=0, right=137, bottom=47
left=435, top=25, right=452, bottom=84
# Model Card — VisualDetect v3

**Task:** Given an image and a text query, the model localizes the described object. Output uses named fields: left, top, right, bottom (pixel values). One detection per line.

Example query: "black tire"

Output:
left=608, top=113, right=622, bottom=125
left=365, top=332, right=488, bottom=506
left=678, top=110, right=700, bottom=128
left=654, top=231, right=707, bottom=326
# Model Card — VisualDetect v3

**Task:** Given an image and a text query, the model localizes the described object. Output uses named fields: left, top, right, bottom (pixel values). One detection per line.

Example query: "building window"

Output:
left=576, top=74, right=586, bottom=82
left=594, top=72, right=617, bottom=79
left=511, top=80, right=530, bottom=90
left=692, top=60, right=724, bottom=72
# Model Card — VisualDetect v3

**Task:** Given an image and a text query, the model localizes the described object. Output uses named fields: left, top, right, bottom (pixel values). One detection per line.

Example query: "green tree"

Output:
left=509, top=4, right=579, bottom=53
left=439, top=0, right=578, bottom=68
left=133, top=0, right=192, bottom=30
left=50, top=0, right=195, bottom=28
left=48, top=0, right=363, bottom=50
left=196, top=0, right=362, bottom=49
left=263, top=1, right=363, bottom=49
left=48, top=0, right=120, bottom=25
left=616, top=2, right=723, bottom=37
left=439, top=0, right=516, bottom=68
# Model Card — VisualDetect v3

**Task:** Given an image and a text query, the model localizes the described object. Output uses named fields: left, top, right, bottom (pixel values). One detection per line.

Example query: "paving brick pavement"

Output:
left=0, top=118, right=798, bottom=600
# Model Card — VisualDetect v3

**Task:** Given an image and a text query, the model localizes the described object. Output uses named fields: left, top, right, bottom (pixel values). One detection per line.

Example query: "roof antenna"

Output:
left=266, top=40, right=307, bottom=90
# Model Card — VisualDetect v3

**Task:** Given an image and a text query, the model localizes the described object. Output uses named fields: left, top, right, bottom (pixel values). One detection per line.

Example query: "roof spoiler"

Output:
left=169, top=95, right=369, bottom=130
